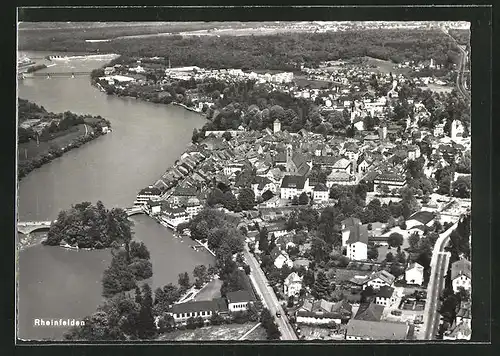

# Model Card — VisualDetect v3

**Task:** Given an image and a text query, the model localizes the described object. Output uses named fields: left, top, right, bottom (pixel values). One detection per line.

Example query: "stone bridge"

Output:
left=17, top=221, right=54, bottom=235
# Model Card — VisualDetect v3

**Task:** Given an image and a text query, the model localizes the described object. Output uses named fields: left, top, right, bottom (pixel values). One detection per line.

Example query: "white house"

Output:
left=434, top=121, right=446, bottom=137
left=135, top=186, right=162, bottom=205
left=405, top=262, right=424, bottom=286
left=313, top=183, right=330, bottom=202
left=147, top=200, right=162, bottom=215
left=226, top=290, right=256, bottom=313
left=373, top=172, right=406, bottom=193
left=280, top=175, right=309, bottom=200
left=342, top=217, right=368, bottom=261
left=451, top=258, right=472, bottom=294
left=296, top=299, right=352, bottom=325
left=263, top=195, right=280, bottom=208
left=374, top=286, right=397, bottom=307
left=450, top=119, right=465, bottom=140
left=363, top=270, right=396, bottom=291
left=271, top=248, right=294, bottom=269
left=283, top=272, right=303, bottom=298
left=407, top=145, right=421, bottom=160
left=169, top=299, right=228, bottom=325
left=331, top=158, right=352, bottom=174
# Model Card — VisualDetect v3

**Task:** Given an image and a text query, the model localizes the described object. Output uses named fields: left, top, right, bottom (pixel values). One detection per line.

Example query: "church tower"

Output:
left=286, top=144, right=294, bottom=173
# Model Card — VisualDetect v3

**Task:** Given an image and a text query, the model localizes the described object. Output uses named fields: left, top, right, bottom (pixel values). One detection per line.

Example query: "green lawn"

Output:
left=18, top=124, right=89, bottom=161
left=158, top=323, right=258, bottom=341
left=242, top=325, right=267, bottom=340
left=192, top=279, right=222, bottom=302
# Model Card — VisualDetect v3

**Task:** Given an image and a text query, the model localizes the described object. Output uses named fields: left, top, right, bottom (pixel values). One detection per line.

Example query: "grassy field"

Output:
left=242, top=325, right=267, bottom=340
left=192, top=279, right=222, bottom=302
left=18, top=124, right=89, bottom=161
left=158, top=323, right=258, bottom=341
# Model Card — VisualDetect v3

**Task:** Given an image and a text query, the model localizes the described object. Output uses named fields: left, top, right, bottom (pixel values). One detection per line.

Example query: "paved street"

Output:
left=421, top=220, right=459, bottom=340
left=243, top=246, right=298, bottom=341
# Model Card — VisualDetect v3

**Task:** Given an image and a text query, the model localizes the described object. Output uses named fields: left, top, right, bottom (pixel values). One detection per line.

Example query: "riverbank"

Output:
left=18, top=127, right=111, bottom=180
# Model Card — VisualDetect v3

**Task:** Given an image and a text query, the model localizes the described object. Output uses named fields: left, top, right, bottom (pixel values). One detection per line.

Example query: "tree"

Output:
left=258, top=227, right=269, bottom=253
left=222, top=190, right=238, bottom=211
left=408, top=232, right=421, bottom=251
left=137, top=283, right=157, bottom=339
left=178, top=272, right=191, bottom=291
left=298, top=191, right=309, bottom=205
left=154, top=283, right=180, bottom=315
left=129, top=241, right=150, bottom=260
left=400, top=188, right=421, bottom=219
left=451, top=176, right=471, bottom=198
left=312, top=271, right=331, bottom=300
left=157, top=314, right=175, bottom=333
left=238, top=188, right=256, bottom=210
left=186, top=317, right=197, bottom=330
left=193, top=265, right=208, bottom=288
left=367, top=246, right=379, bottom=260
left=291, top=196, right=299, bottom=205
left=222, top=131, right=232, bottom=141
left=386, top=252, right=395, bottom=262
left=387, top=232, right=404, bottom=248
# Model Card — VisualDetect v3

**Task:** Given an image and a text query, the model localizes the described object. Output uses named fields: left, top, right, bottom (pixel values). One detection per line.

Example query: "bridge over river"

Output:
left=17, top=206, right=145, bottom=234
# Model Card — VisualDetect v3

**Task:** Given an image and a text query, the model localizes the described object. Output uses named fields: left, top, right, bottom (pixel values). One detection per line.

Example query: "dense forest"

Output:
left=21, top=29, right=460, bottom=71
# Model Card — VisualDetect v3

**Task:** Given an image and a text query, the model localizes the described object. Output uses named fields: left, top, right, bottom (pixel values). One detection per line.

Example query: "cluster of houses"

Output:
left=282, top=268, right=417, bottom=340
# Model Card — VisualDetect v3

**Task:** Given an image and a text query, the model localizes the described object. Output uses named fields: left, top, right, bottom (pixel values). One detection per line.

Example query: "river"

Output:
left=17, top=51, right=215, bottom=340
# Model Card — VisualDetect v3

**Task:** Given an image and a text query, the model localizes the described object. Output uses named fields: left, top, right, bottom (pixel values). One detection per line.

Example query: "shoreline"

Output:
left=18, top=129, right=110, bottom=181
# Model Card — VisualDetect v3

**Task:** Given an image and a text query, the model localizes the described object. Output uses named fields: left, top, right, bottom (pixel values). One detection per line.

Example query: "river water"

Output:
left=17, top=52, right=214, bottom=340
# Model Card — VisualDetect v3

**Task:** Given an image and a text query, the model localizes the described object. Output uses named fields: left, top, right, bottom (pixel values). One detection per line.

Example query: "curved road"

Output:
left=421, top=219, right=460, bottom=340
left=243, top=245, right=298, bottom=341
left=441, top=28, right=470, bottom=101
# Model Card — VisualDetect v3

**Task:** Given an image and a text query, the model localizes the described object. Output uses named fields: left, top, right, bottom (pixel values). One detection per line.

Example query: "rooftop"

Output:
left=451, top=258, right=472, bottom=280
left=354, top=302, right=384, bottom=322
left=280, top=175, right=307, bottom=189
left=226, top=289, right=256, bottom=304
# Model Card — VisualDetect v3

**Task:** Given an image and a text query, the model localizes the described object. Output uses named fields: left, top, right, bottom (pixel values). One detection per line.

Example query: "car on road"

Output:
left=276, top=312, right=281, bottom=318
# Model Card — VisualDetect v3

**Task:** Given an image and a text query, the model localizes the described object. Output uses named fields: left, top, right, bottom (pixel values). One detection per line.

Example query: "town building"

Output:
left=296, top=299, right=352, bottom=325
left=341, top=217, right=368, bottom=261
left=354, top=302, right=384, bottom=322
left=373, top=172, right=406, bottom=192
left=374, top=286, right=396, bottom=307
left=169, top=299, right=228, bottom=325
left=451, top=258, right=472, bottom=294
left=450, top=119, right=465, bottom=140
left=313, top=183, right=330, bottom=202
left=405, top=210, right=435, bottom=230
left=135, top=186, right=162, bottom=205
left=405, top=262, right=425, bottom=286
left=283, top=272, right=303, bottom=298
left=226, top=290, right=256, bottom=313
left=363, top=270, right=396, bottom=291
left=273, top=119, right=282, bottom=133
left=280, top=175, right=309, bottom=200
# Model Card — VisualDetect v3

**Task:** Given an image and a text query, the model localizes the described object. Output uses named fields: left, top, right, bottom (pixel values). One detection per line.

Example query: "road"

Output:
left=441, top=27, right=470, bottom=101
left=242, top=245, right=298, bottom=340
left=421, top=219, right=460, bottom=339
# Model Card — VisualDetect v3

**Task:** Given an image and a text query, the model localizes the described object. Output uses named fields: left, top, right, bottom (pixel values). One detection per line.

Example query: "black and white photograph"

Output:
left=16, top=12, right=477, bottom=343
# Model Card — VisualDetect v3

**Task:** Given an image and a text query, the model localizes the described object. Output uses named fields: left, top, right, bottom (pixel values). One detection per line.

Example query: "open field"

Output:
left=294, top=77, right=334, bottom=89
left=192, top=278, right=222, bottom=302
left=158, top=323, right=258, bottom=341
left=18, top=124, right=88, bottom=161
left=242, top=325, right=267, bottom=340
